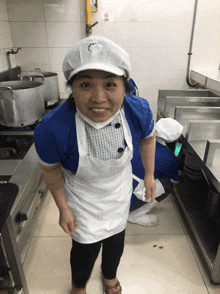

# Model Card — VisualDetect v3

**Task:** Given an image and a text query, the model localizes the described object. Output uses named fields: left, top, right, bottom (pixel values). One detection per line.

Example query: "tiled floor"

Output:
left=23, top=191, right=220, bottom=294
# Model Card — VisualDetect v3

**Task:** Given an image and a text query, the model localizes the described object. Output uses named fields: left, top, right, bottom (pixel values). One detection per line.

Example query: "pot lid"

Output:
left=0, top=81, right=43, bottom=90
left=18, top=71, right=57, bottom=78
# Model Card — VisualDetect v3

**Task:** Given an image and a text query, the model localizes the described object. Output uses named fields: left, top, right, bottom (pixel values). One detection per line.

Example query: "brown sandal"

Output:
left=103, top=279, right=122, bottom=294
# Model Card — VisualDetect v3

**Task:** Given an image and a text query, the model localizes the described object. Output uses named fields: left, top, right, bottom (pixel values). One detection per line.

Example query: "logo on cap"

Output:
left=88, top=42, right=102, bottom=53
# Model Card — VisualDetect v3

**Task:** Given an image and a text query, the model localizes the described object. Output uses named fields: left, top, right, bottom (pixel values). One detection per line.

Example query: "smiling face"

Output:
left=71, top=70, right=126, bottom=123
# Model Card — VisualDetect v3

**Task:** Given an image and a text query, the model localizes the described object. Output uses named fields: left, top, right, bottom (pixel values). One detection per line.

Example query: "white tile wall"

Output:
left=131, top=70, right=150, bottom=92
left=1, top=0, right=219, bottom=112
left=115, top=22, right=152, bottom=48
left=15, top=48, right=51, bottom=71
left=7, top=0, right=45, bottom=22
left=191, top=0, right=220, bottom=73
left=0, top=50, right=3, bottom=69
left=117, top=0, right=153, bottom=22
left=126, top=47, right=151, bottom=73
left=43, top=0, right=81, bottom=22
left=117, top=0, right=194, bottom=22
left=48, top=48, right=69, bottom=72
left=0, top=0, right=8, bottom=21
left=98, top=3, right=117, bottom=22
left=148, top=70, right=188, bottom=91
left=10, top=22, right=48, bottom=47
left=0, top=0, right=14, bottom=71
left=150, top=21, right=191, bottom=49
left=46, top=22, right=81, bottom=47
left=92, top=21, right=119, bottom=44
left=148, top=47, right=188, bottom=71
left=1, top=21, right=13, bottom=48
left=148, top=0, right=194, bottom=22
left=79, top=0, right=86, bottom=22
left=138, top=89, right=158, bottom=119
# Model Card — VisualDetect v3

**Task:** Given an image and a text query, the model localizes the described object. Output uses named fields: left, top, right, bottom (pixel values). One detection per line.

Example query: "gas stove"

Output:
left=0, top=124, right=36, bottom=136
left=0, top=100, right=65, bottom=293
left=0, top=101, right=63, bottom=174
left=0, top=123, right=38, bottom=179
left=0, top=135, right=34, bottom=160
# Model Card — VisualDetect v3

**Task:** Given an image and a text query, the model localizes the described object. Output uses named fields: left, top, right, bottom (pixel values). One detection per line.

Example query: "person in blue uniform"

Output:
left=34, top=36, right=156, bottom=294
left=128, top=117, right=183, bottom=226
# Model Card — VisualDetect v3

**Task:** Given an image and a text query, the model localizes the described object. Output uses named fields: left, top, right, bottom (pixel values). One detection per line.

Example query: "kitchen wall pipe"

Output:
left=6, top=47, right=22, bottom=69
left=85, top=0, right=98, bottom=37
left=186, top=0, right=199, bottom=87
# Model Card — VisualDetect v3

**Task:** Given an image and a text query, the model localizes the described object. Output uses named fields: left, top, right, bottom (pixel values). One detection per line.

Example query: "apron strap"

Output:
left=133, top=174, right=141, bottom=182
left=120, top=107, right=133, bottom=150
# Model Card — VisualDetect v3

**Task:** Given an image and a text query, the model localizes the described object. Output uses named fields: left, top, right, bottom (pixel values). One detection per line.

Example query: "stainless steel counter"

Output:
left=157, top=89, right=220, bottom=193
left=157, top=89, right=220, bottom=284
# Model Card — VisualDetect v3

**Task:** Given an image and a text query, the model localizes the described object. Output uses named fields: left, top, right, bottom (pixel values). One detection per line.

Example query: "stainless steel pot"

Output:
left=18, top=68, right=60, bottom=106
left=0, top=81, right=45, bottom=127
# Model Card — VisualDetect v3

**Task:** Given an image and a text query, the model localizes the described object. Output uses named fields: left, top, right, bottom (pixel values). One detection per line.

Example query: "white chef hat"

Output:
left=62, top=36, right=131, bottom=81
left=155, top=118, right=183, bottom=143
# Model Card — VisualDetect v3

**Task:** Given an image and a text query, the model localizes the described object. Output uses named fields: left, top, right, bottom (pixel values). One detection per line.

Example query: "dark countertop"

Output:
left=0, top=183, right=19, bottom=233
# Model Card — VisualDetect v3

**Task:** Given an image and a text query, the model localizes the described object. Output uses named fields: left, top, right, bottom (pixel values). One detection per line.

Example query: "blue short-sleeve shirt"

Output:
left=34, top=94, right=155, bottom=174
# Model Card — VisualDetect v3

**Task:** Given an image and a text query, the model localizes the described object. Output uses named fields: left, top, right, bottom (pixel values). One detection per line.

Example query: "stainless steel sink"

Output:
left=186, top=120, right=220, bottom=142
left=158, top=89, right=219, bottom=103
left=157, top=88, right=220, bottom=182
left=157, top=89, right=220, bottom=286
left=174, top=106, right=220, bottom=125
left=185, top=120, right=220, bottom=173
left=174, top=106, right=220, bottom=133
left=157, top=89, right=220, bottom=119
left=164, top=97, right=220, bottom=118
left=204, top=139, right=220, bottom=165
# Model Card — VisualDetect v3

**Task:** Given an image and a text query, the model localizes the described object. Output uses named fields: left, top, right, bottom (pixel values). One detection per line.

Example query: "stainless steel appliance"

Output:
left=18, top=68, right=60, bottom=107
left=0, top=81, right=45, bottom=127
left=157, top=89, right=220, bottom=284
left=157, top=89, right=219, bottom=121
left=0, top=100, right=63, bottom=293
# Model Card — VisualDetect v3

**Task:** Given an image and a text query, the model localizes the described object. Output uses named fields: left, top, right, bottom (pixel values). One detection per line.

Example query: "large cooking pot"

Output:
left=18, top=68, right=60, bottom=107
left=0, top=81, right=45, bottom=127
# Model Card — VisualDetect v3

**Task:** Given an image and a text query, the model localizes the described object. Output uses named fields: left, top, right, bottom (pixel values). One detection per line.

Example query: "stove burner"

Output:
left=0, top=122, right=38, bottom=132
left=0, top=147, right=17, bottom=159
left=0, top=135, right=34, bottom=159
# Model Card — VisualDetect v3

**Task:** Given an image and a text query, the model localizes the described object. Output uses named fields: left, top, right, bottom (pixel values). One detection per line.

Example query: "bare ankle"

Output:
left=71, top=289, right=86, bottom=294
left=104, top=277, right=118, bottom=287
left=71, top=283, right=86, bottom=294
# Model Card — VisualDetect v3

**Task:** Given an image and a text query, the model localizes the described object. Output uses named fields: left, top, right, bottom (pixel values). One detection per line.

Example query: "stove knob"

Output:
left=15, top=212, right=28, bottom=223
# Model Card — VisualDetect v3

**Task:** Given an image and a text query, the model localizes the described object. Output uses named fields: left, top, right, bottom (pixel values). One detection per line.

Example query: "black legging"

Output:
left=70, top=230, right=125, bottom=289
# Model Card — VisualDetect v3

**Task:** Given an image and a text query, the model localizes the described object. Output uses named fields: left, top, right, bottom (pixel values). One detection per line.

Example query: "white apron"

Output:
left=62, top=110, right=133, bottom=244
left=132, top=175, right=165, bottom=202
